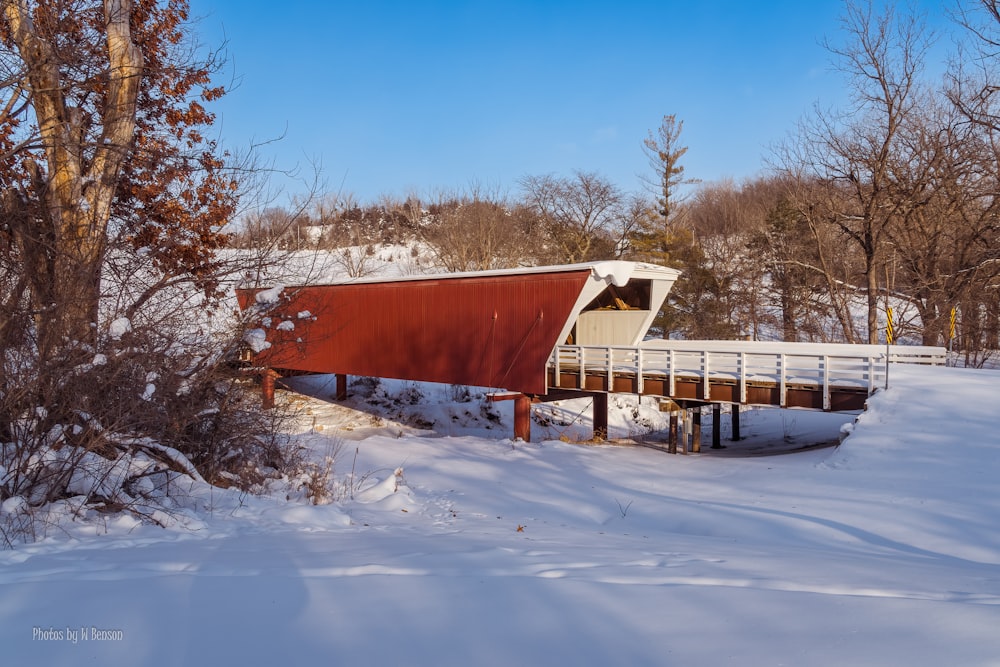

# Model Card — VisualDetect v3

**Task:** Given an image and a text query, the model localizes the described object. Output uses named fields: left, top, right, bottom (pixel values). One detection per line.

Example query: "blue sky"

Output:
left=195, top=1, right=957, bottom=203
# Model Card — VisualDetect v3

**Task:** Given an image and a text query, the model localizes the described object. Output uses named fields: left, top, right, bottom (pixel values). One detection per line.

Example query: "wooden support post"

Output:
left=487, top=392, right=535, bottom=442
left=682, top=409, right=692, bottom=454
left=335, top=373, right=348, bottom=400
left=668, top=410, right=678, bottom=454
left=712, top=403, right=722, bottom=449
left=514, top=395, right=531, bottom=442
left=261, top=369, right=279, bottom=410
left=731, top=404, right=741, bottom=441
left=593, top=392, right=608, bottom=441
left=691, top=407, right=702, bottom=453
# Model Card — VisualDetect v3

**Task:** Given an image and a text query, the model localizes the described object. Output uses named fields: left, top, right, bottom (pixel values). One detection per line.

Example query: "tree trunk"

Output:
left=914, top=299, right=941, bottom=347
left=780, top=280, right=798, bottom=341
left=986, top=299, right=999, bottom=351
left=4, top=0, right=143, bottom=350
left=807, top=217, right=857, bottom=343
left=866, top=260, right=880, bottom=345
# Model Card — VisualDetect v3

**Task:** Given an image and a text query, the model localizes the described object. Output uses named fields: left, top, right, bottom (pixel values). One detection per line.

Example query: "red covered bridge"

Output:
left=235, top=261, right=945, bottom=446
left=236, top=262, right=674, bottom=437
left=235, top=261, right=678, bottom=391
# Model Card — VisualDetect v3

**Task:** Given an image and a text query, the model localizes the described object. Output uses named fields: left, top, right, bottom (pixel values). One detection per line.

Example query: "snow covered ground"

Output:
left=2, top=363, right=1000, bottom=666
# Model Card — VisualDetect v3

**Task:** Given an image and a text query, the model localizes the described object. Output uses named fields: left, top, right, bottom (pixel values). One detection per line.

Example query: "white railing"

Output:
left=640, top=340, right=947, bottom=365
left=548, top=341, right=946, bottom=409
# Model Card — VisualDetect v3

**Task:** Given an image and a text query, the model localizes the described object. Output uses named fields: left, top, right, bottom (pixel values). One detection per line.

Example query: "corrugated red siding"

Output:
left=236, top=270, right=592, bottom=395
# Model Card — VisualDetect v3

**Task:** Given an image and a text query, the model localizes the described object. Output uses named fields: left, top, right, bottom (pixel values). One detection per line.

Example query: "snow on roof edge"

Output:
left=259, top=260, right=681, bottom=289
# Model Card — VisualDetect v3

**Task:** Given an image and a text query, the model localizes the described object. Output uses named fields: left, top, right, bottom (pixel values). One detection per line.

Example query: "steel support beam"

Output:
left=712, top=403, right=722, bottom=449
left=593, top=392, right=608, bottom=441
left=691, top=407, right=702, bottom=453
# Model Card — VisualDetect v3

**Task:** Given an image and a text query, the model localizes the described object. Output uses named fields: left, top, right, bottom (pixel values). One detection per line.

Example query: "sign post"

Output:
left=948, top=307, right=957, bottom=365
left=885, top=306, right=894, bottom=390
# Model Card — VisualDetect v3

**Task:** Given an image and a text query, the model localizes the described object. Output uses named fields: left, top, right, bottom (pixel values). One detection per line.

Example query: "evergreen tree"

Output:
left=629, top=115, right=734, bottom=339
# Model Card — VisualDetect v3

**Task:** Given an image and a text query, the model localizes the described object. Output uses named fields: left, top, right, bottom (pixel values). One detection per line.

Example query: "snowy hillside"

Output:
left=2, top=363, right=999, bottom=666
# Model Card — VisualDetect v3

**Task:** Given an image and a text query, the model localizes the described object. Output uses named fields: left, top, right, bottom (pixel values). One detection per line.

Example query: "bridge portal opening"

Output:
left=571, top=279, right=655, bottom=346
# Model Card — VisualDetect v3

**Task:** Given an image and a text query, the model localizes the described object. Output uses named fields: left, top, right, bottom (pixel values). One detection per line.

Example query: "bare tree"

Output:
left=421, top=186, right=539, bottom=272
left=613, top=194, right=654, bottom=259
left=948, top=0, right=1000, bottom=130
left=885, top=92, right=1000, bottom=347
left=781, top=176, right=867, bottom=343
left=944, top=0, right=1000, bottom=360
left=519, top=170, right=623, bottom=263
left=784, top=0, right=932, bottom=343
